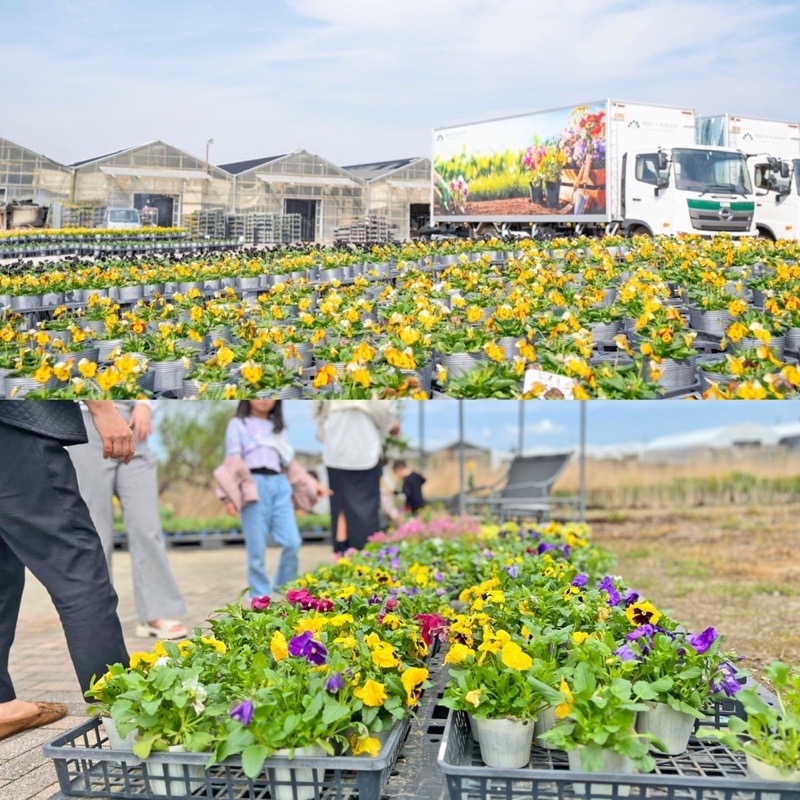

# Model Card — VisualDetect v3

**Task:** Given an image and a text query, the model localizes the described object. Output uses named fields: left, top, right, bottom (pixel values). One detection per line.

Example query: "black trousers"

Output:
left=0, top=422, right=129, bottom=703
left=327, top=463, right=383, bottom=553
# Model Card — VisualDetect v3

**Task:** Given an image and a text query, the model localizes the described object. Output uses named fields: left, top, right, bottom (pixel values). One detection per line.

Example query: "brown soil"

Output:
left=434, top=198, right=565, bottom=216
left=591, top=504, right=800, bottom=686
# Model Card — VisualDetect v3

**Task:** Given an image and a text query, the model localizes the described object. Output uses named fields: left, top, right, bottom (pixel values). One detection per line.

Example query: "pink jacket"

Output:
left=214, top=457, right=258, bottom=513
left=214, top=456, right=323, bottom=514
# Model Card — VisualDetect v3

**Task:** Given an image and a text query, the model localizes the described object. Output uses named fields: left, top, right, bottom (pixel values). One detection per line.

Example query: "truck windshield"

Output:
left=109, top=209, right=140, bottom=223
left=795, top=160, right=800, bottom=195
left=673, top=149, right=752, bottom=195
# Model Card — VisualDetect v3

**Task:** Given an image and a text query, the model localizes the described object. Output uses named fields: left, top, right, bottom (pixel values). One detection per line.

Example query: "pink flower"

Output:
left=250, top=595, right=271, bottom=610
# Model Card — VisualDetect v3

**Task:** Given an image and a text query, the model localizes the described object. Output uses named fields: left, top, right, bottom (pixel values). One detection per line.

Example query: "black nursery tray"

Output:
left=437, top=700, right=800, bottom=800
left=44, top=714, right=409, bottom=800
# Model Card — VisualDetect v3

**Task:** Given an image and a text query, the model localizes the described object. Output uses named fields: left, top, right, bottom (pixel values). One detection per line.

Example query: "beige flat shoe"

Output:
left=0, top=701, right=68, bottom=741
left=134, top=619, right=188, bottom=640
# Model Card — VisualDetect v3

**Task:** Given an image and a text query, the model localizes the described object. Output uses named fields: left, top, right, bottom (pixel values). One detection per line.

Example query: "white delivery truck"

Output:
left=431, top=100, right=756, bottom=238
left=698, top=114, right=800, bottom=241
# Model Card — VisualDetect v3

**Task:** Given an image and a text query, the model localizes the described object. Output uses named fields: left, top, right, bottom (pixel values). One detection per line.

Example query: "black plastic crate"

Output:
left=43, top=715, right=409, bottom=800
left=437, top=705, right=800, bottom=800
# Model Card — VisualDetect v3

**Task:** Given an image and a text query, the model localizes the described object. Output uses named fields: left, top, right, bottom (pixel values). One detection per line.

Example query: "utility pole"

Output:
left=205, top=138, right=214, bottom=174
left=579, top=401, right=587, bottom=522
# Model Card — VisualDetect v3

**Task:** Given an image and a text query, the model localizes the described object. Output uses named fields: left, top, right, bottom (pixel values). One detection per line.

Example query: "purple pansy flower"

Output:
left=623, top=589, right=640, bottom=607
left=598, top=576, right=621, bottom=606
left=613, top=644, right=639, bottom=662
left=288, top=631, right=329, bottom=665
left=368, top=594, right=382, bottom=605
left=711, top=663, right=741, bottom=697
left=325, top=672, right=345, bottom=693
left=538, top=543, right=556, bottom=554
left=562, top=545, right=571, bottom=559
left=626, top=624, right=656, bottom=641
left=229, top=700, right=254, bottom=726
left=571, top=574, right=588, bottom=588
left=688, top=627, right=718, bottom=655
left=506, top=565, right=520, bottom=579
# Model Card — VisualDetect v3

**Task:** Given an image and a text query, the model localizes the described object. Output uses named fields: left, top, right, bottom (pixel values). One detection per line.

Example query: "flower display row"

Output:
left=85, top=515, right=799, bottom=795
left=2, top=235, right=799, bottom=399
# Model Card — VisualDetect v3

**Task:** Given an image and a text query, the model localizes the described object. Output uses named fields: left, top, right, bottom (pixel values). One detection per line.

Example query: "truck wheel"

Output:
left=757, top=227, right=775, bottom=241
left=628, top=225, right=651, bottom=237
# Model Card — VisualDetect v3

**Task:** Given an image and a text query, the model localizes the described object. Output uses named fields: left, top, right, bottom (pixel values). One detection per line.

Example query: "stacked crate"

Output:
left=186, top=208, right=227, bottom=237
left=334, top=214, right=391, bottom=244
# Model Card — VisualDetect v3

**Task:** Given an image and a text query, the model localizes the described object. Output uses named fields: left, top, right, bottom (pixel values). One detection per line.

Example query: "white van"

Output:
left=105, top=207, right=142, bottom=230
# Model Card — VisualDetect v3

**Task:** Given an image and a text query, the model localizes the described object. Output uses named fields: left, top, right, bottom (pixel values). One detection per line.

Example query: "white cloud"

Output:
left=2, top=1, right=798, bottom=164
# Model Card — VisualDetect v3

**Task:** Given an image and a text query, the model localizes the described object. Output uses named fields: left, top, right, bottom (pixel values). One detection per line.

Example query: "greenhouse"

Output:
left=220, top=149, right=366, bottom=243
left=70, top=140, right=232, bottom=228
left=344, top=157, right=431, bottom=241
left=0, top=136, right=72, bottom=206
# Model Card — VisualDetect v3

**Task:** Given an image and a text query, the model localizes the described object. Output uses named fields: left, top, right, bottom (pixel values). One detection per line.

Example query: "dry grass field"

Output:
left=590, top=503, right=800, bottom=685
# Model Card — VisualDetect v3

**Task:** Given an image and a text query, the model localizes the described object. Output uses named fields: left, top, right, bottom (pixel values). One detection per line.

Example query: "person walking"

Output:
left=68, top=401, right=188, bottom=640
left=312, top=401, right=401, bottom=554
left=219, top=400, right=325, bottom=600
left=0, top=400, right=133, bottom=741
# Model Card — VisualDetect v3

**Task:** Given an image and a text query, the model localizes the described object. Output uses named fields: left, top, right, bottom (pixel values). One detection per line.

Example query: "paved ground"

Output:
left=0, top=542, right=333, bottom=800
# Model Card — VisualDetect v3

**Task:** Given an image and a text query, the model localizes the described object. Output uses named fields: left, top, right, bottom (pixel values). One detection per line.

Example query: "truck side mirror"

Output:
left=657, top=151, right=669, bottom=171
left=780, top=160, right=791, bottom=179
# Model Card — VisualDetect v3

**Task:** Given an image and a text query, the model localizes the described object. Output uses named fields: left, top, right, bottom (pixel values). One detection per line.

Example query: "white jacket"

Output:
left=312, top=401, right=398, bottom=470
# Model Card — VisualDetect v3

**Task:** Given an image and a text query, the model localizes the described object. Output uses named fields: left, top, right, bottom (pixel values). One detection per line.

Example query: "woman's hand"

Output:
left=224, top=501, right=238, bottom=517
left=316, top=485, right=334, bottom=498
left=84, top=401, right=136, bottom=464
left=128, top=403, right=153, bottom=442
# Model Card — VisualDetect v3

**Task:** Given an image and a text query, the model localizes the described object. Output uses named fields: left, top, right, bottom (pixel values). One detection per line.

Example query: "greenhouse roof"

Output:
left=0, top=135, right=69, bottom=168
left=71, top=143, right=147, bottom=168
left=218, top=155, right=287, bottom=175
left=343, top=157, right=425, bottom=181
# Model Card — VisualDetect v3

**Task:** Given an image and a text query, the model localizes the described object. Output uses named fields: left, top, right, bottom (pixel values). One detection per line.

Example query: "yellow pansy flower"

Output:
left=354, top=679, right=387, bottom=707
left=401, top=667, right=428, bottom=705
left=500, top=641, right=533, bottom=671
left=349, top=734, right=381, bottom=756
left=625, top=600, right=661, bottom=627
left=465, top=689, right=482, bottom=708
left=201, top=636, right=227, bottom=654
left=555, top=678, right=574, bottom=719
left=271, top=630, right=289, bottom=661
left=444, top=643, right=474, bottom=664
left=130, top=651, right=158, bottom=670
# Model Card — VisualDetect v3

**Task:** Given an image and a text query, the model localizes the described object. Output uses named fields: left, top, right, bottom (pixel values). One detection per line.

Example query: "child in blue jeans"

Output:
left=224, top=400, right=301, bottom=599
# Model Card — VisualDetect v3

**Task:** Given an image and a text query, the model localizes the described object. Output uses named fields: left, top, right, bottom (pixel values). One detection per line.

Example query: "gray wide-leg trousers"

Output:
left=67, top=409, right=186, bottom=624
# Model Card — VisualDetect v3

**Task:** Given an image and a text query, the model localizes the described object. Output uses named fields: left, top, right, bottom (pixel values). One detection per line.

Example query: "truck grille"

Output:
left=687, top=199, right=754, bottom=233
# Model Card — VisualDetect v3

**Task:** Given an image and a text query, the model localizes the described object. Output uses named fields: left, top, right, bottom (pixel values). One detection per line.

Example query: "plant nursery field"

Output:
left=1, top=234, right=800, bottom=399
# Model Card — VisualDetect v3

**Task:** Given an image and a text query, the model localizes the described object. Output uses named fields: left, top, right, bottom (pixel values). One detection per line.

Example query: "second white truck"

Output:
left=698, top=114, right=800, bottom=241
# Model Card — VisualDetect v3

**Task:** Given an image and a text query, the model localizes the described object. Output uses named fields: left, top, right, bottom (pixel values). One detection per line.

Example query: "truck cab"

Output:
left=104, top=207, right=142, bottom=230
left=748, top=156, right=799, bottom=241
left=622, top=146, right=756, bottom=237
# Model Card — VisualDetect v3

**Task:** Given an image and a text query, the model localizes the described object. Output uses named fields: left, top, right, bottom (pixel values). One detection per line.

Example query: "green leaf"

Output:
left=133, top=733, right=160, bottom=760
left=242, top=745, right=268, bottom=779
left=282, top=713, right=300, bottom=735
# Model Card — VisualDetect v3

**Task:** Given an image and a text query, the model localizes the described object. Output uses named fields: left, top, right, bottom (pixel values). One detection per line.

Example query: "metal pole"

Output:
left=579, top=401, right=587, bottom=522
left=458, top=399, right=465, bottom=516
left=518, top=400, right=525, bottom=454
left=418, top=402, right=425, bottom=474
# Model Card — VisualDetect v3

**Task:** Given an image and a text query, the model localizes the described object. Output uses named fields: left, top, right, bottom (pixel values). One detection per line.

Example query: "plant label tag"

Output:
left=523, top=368, right=576, bottom=399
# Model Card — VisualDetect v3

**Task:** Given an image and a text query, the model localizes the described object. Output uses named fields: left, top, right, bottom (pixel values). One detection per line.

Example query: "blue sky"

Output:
left=277, top=401, right=797, bottom=454
left=3, top=0, right=800, bottom=166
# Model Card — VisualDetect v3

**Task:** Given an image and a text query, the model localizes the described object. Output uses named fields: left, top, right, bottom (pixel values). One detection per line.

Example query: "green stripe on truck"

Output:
left=687, top=200, right=755, bottom=211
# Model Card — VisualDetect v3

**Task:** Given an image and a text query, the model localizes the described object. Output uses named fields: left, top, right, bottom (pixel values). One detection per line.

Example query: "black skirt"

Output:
left=327, top=463, right=383, bottom=552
